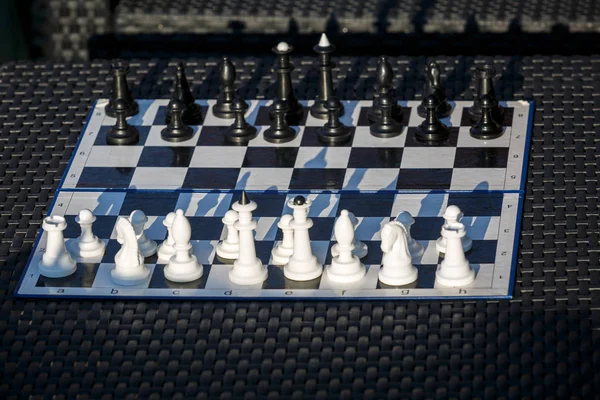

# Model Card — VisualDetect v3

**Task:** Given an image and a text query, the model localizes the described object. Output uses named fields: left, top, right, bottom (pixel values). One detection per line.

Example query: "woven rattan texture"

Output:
left=0, top=57, right=598, bottom=398
left=114, top=0, right=600, bottom=34
left=30, top=0, right=112, bottom=60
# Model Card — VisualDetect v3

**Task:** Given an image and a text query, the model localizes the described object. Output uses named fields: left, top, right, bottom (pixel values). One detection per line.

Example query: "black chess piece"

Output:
left=106, top=99, right=139, bottom=145
left=415, top=94, right=450, bottom=143
left=293, top=195, right=306, bottom=205
left=264, top=100, right=296, bottom=144
left=272, top=42, right=304, bottom=124
left=225, top=98, right=257, bottom=144
left=317, top=97, right=351, bottom=145
left=417, top=61, right=452, bottom=118
left=213, top=57, right=242, bottom=119
left=370, top=84, right=403, bottom=138
left=468, top=64, right=504, bottom=122
left=368, top=56, right=403, bottom=123
left=310, top=34, right=343, bottom=120
left=166, top=62, right=203, bottom=125
left=470, top=94, right=504, bottom=140
left=106, top=61, right=139, bottom=118
left=161, top=99, right=194, bottom=142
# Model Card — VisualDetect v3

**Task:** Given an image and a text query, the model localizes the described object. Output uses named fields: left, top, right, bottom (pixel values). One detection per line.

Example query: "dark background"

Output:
left=0, top=1, right=599, bottom=399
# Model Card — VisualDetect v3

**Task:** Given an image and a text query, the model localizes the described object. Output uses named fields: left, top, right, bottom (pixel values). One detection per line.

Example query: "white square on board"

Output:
left=400, top=147, right=456, bottom=169
left=236, top=168, right=293, bottom=190
left=294, top=147, right=351, bottom=169
left=86, top=146, right=143, bottom=168
left=129, top=167, right=187, bottom=189
left=450, top=168, right=506, bottom=191
left=175, top=193, right=233, bottom=217
left=391, top=193, right=449, bottom=217
left=189, top=146, right=247, bottom=168
left=342, top=168, right=399, bottom=190
left=65, top=192, right=127, bottom=216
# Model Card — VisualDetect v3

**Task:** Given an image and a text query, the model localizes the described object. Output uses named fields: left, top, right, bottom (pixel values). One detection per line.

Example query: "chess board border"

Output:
left=58, top=99, right=535, bottom=193
left=15, top=190, right=523, bottom=300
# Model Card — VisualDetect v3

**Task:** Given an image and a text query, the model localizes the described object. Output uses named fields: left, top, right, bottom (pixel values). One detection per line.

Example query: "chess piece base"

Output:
left=378, top=264, right=418, bottom=286
left=271, top=245, right=294, bottom=266
left=164, top=256, right=203, bottom=282
left=106, top=126, right=139, bottom=145
left=369, top=120, right=403, bottom=138
left=138, top=239, right=157, bottom=258
left=76, top=238, right=106, bottom=259
left=216, top=241, right=239, bottom=260
left=284, top=256, right=323, bottom=281
left=212, top=102, right=235, bottom=119
left=415, top=124, right=449, bottom=143
left=229, top=258, right=268, bottom=285
left=38, top=253, right=77, bottom=278
left=264, top=127, right=296, bottom=144
left=317, top=125, right=352, bottom=145
left=161, top=125, right=194, bottom=143
left=325, top=258, right=366, bottom=284
left=111, top=265, right=150, bottom=286
left=157, top=243, right=176, bottom=261
left=368, top=104, right=403, bottom=123
left=469, top=124, right=504, bottom=140
left=417, top=101, right=453, bottom=119
left=435, top=264, right=475, bottom=287
left=310, top=100, right=345, bottom=120
left=225, top=124, right=257, bottom=144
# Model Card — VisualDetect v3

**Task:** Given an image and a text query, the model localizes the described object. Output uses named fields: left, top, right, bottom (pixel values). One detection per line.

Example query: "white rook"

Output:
left=38, top=215, right=77, bottom=278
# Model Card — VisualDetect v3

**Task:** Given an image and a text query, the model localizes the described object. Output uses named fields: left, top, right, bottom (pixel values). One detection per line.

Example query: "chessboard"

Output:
left=60, top=99, right=532, bottom=192
left=16, top=98, right=534, bottom=300
left=17, top=190, right=521, bottom=299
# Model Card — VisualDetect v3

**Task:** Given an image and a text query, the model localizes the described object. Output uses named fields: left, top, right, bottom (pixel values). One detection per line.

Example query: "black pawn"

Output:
left=264, top=100, right=296, bottom=144
left=310, top=34, right=342, bottom=120
left=370, top=85, right=403, bottom=138
left=166, top=62, right=203, bottom=125
left=161, top=99, right=194, bottom=142
left=468, top=64, right=504, bottom=122
left=106, top=99, right=139, bottom=145
left=417, top=61, right=452, bottom=118
left=213, top=57, right=240, bottom=119
left=106, top=61, right=138, bottom=118
left=470, top=94, right=504, bottom=140
left=225, top=99, right=257, bottom=144
left=415, top=94, right=449, bottom=143
left=272, top=42, right=304, bottom=124
left=317, top=98, right=351, bottom=145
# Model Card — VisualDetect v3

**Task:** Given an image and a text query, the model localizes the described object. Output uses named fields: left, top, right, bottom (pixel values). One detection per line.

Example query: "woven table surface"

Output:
left=0, top=56, right=598, bottom=399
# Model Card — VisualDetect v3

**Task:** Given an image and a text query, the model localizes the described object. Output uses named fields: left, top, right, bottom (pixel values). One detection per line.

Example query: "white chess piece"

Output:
left=216, top=210, right=239, bottom=260
left=157, top=212, right=176, bottom=260
left=228, top=192, right=268, bottom=285
left=164, top=209, right=203, bottom=282
left=435, top=221, right=475, bottom=287
left=436, top=205, right=472, bottom=253
left=284, top=196, right=323, bottom=281
left=271, top=214, right=294, bottom=265
left=378, top=220, right=418, bottom=286
left=74, top=209, right=105, bottom=258
left=128, top=210, right=157, bottom=257
left=395, top=210, right=424, bottom=260
left=325, top=210, right=366, bottom=283
left=38, top=215, right=77, bottom=278
left=112, top=217, right=150, bottom=286
left=331, top=211, right=368, bottom=259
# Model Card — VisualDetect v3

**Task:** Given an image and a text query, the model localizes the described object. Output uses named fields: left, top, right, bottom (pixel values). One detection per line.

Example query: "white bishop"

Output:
left=325, top=210, right=366, bottom=283
left=164, top=209, right=203, bottom=282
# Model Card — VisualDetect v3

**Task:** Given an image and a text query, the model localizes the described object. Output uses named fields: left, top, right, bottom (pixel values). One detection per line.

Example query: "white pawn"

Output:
left=271, top=214, right=294, bottom=265
left=74, top=209, right=105, bottom=258
left=436, top=205, right=472, bottom=253
left=396, top=210, right=424, bottom=260
left=378, top=220, right=418, bottom=286
left=38, top=215, right=77, bottom=278
left=157, top=212, right=176, bottom=261
left=229, top=191, right=268, bottom=285
left=216, top=210, right=239, bottom=260
left=331, top=211, right=368, bottom=259
left=112, top=217, right=150, bottom=286
left=164, top=209, right=203, bottom=282
left=325, top=210, right=366, bottom=283
left=284, top=196, right=323, bottom=281
left=435, top=221, right=475, bottom=287
left=129, top=210, right=157, bottom=258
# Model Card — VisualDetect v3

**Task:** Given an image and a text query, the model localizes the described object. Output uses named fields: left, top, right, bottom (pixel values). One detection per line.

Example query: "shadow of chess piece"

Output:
left=106, top=99, right=139, bottom=145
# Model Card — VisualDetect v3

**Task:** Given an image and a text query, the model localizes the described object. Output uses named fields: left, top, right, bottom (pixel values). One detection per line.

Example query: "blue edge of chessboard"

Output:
left=15, top=99, right=536, bottom=301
